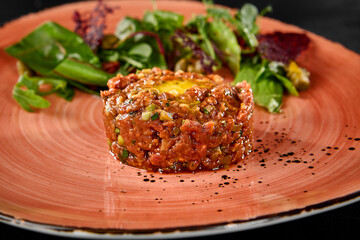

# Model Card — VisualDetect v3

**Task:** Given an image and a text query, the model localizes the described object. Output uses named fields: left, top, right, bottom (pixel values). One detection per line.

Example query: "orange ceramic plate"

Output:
left=0, top=0, right=359, bottom=238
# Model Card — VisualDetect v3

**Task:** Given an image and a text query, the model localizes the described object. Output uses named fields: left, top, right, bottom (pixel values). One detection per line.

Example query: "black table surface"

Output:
left=1, top=0, right=359, bottom=240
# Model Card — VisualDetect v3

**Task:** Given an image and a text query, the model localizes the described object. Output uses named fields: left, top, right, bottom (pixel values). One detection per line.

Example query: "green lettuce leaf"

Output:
left=234, top=59, right=294, bottom=113
left=12, top=73, right=75, bottom=112
left=5, top=21, right=110, bottom=86
left=206, top=19, right=241, bottom=74
left=114, top=34, right=167, bottom=69
left=115, top=17, right=142, bottom=41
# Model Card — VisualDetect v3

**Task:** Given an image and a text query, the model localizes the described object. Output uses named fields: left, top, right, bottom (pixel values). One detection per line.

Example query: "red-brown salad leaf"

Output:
left=257, top=32, right=310, bottom=63
left=73, top=0, right=117, bottom=50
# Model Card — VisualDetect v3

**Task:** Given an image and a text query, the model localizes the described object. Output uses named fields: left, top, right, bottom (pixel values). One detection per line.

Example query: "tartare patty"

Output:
left=101, top=67, right=254, bottom=172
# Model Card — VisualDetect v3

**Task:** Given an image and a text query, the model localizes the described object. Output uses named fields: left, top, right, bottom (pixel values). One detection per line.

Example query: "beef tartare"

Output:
left=101, top=67, right=254, bottom=172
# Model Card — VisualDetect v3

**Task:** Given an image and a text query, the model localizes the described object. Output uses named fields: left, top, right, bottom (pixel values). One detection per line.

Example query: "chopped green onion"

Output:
left=125, top=98, right=133, bottom=104
left=129, top=111, right=137, bottom=117
left=151, top=112, right=159, bottom=121
left=122, top=149, right=129, bottom=158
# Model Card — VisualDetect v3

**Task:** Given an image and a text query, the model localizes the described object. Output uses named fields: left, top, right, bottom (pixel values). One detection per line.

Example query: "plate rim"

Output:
left=1, top=192, right=359, bottom=239
left=1, top=0, right=360, bottom=238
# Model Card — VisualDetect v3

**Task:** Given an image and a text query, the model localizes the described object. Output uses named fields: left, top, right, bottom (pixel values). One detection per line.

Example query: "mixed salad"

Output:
left=5, top=0, right=310, bottom=113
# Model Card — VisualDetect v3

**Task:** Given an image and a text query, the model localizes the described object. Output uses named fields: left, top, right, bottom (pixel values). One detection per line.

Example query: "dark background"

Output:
left=1, top=0, right=359, bottom=53
left=1, top=0, right=359, bottom=239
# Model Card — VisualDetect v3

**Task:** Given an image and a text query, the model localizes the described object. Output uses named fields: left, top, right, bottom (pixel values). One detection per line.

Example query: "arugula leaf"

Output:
left=19, top=73, right=75, bottom=99
left=12, top=73, right=75, bottom=112
left=13, top=87, right=50, bottom=112
left=206, top=19, right=241, bottom=74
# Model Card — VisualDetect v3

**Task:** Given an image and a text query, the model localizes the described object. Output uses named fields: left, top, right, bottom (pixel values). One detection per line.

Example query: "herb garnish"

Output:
left=5, top=21, right=111, bottom=112
left=151, top=112, right=159, bottom=121
left=122, top=149, right=129, bottom=159
left=5, top=0, right=311, bottom=113
left=203, top=108, right=210, bottom=115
